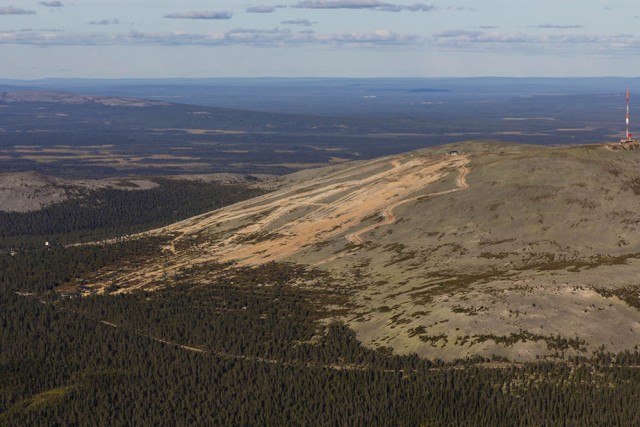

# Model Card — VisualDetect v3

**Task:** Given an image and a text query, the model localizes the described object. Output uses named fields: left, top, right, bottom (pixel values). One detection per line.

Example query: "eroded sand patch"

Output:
left=94, top=154, right=467, bottom=290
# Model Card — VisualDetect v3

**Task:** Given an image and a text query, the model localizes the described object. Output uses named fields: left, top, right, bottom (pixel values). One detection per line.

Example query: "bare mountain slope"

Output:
left=82, top=141, right=640, bottom=361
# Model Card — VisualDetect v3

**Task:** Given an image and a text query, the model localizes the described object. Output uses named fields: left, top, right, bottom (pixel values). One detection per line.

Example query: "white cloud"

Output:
left=280, top=19, right=316, bottom=26
left=39, top=1, right=64, bottom=7
left=0, top=7, right=36, bottom=15
left=292, top=0, right=435, bottom=12
left=531, top=24, right=584, bottom=29
left=294, top=0, right=387, bottom=8
left=87, top=19, right=120, bottom=26
left=163, top=11, right=233, bottom=20
left=311, top=29, right=417, bottom=43
left=403, top=3, right=436, bottom=12
left=246, top=5, right=277, bottom=13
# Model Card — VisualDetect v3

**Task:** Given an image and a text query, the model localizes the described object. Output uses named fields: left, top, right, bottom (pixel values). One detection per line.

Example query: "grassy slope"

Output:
left=318, top=142, right=640, bottom=361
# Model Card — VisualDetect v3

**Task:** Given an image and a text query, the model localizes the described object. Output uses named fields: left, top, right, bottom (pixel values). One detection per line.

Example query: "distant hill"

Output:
left=0, top=90, right=170, bottom=107
left=81, top=140, right=640, bottom=362
left=0, top=171, right=274, bottom=213
left=0, top=171, right=159, bottom=212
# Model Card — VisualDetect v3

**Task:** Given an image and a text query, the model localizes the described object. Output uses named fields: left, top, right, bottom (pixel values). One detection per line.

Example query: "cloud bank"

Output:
left=0, top=28, right=416, bottom=46
left=1, top=24, right=636, bottom=54
left=431, top=29, right=639, bottom=53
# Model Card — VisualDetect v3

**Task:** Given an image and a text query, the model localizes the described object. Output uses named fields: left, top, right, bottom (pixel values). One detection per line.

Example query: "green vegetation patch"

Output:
left=472, top=331, right=587, bottom=352
left=594, top=286, right=640, bottom=310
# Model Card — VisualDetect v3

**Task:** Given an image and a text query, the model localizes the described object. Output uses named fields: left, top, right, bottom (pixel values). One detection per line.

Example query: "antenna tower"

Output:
left=627, top=88, right=630, bottom=141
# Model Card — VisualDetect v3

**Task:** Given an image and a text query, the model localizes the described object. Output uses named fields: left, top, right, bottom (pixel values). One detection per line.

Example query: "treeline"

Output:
left=63, top=262, right=399, bottom=367
left=0, top=237, right=166, bottom=293
left=0, top=179, right=264, bottom=245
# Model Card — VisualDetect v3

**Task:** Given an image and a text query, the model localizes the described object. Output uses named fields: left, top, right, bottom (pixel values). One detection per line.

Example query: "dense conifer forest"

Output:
left=3, top=238, right=640, bottom=425
left=4, top=177, right=640, bottom=425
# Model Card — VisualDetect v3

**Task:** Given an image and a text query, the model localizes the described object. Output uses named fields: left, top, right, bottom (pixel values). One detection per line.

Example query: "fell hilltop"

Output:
left=0, top=171, right=275, bottom=213
left=83, top=141, right=640, bottom=361
left=0, top=172, right=160, bottom=212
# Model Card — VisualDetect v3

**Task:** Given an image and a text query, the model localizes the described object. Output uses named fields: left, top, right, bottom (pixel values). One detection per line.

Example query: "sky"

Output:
left=1, top=1, right=639, bottom=78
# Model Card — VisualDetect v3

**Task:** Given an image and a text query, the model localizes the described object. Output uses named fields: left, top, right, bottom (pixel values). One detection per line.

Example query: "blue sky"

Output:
left=0, top=1, right=638, bottom=78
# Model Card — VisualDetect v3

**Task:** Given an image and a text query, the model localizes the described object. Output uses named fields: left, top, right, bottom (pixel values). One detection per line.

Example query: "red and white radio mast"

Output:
left=626, top=88, right=631, bottom=141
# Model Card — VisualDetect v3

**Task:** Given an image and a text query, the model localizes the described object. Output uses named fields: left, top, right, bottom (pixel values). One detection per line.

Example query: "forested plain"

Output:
left=0, top=92, right=621, bottom=178
left=3, top=180, right=640, bottom=425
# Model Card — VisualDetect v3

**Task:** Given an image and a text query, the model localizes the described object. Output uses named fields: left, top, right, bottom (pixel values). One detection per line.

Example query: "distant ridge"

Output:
left=0, top=171, right=159, bottom=212
left=0, top=90, right=169, bottom=107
